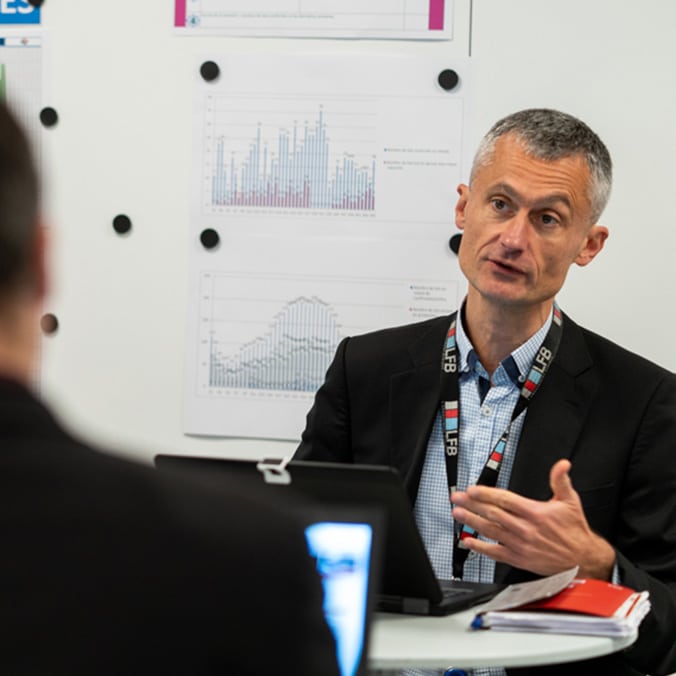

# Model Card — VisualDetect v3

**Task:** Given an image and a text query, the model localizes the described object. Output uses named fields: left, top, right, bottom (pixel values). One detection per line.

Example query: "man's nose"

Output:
left=499, top=212, right=528, bottom=252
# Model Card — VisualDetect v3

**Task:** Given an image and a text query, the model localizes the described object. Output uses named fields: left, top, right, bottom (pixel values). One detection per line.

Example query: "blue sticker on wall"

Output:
left=0, top=1, right=40, bottom=25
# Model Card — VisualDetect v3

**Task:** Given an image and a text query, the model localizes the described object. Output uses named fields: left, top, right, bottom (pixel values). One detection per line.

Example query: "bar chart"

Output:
left=203, top=96, right=377, bottom=214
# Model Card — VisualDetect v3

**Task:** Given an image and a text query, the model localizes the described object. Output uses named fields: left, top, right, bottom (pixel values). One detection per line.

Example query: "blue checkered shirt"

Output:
left=402, top=310, right=553, bottom=676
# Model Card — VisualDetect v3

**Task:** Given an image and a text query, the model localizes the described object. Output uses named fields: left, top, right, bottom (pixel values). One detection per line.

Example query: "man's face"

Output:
left=455, top=134, right=607, bottom=313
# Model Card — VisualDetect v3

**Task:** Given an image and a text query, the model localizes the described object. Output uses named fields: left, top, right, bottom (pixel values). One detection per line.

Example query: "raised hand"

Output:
left=450, top=459, right=616, bottom=579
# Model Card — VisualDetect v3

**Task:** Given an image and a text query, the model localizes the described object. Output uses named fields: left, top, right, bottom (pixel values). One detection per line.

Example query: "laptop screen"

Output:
left=304, top=521, right=374, bottom=676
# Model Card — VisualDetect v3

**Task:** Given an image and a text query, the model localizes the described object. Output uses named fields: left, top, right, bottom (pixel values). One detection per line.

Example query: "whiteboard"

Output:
left=38, top=0, right=676, bottom=464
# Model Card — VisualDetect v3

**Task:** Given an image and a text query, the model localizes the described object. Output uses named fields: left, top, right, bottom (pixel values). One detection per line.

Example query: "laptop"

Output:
left=155, top=456, right=504, bottom=616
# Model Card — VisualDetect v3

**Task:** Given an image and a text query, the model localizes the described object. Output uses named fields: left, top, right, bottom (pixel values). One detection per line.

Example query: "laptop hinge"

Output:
left=256, top=456, right=292, bottom=485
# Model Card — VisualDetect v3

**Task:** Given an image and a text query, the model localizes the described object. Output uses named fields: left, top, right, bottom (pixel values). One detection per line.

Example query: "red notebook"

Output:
left=472, top=569, right=650, bottom=637
left=520, top=578, right=642, bottom=618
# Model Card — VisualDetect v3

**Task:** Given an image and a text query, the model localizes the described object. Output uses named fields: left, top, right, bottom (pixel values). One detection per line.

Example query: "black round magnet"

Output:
left=449, top=233, right=462, bottom=254
left=112, top=214, right=132, bottom=235
left=200, top=228, right=220, bottom=249
left=39, top=107, right=58, bottom=128
left=200, top=61, right=220, bottom=82
left=40, top=313, right=59, bottom=335
left=28, top=0, right=44, bottom=6
left=438, top=69, right=459, bottom=91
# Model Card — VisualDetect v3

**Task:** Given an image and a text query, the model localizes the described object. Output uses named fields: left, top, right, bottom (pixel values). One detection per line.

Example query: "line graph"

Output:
left=209, top=296, right=341, bottom=391
left=203, top=96, right=377, bottom=215
left=195, top=271, right=458, bottom=397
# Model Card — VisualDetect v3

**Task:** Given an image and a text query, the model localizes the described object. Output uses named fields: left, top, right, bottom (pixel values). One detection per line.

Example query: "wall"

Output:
left=38, top=1, right=676, bottom=464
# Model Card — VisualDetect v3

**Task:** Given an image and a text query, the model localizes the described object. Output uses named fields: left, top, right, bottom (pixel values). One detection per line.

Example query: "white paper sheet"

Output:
left=184, top=52, right=471, bottom=440
left=174, top=0, right=453, bottom=40
left=0, top=34, right=42, bottom=152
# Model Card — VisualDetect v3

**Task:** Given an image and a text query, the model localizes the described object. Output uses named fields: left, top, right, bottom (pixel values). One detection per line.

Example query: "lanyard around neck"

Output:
left=440, top=305, right=563, bottom=579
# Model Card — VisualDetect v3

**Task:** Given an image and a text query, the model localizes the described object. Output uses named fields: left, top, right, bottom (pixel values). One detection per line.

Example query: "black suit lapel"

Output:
left=389, top=316, right=450, bottom=504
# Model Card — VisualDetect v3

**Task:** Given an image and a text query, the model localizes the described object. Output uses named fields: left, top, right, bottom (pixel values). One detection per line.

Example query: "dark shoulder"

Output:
left=3, top=383, right=298, bottom=546
left=342, top=314, right=451, bottom=365
left=57, top=440, right=302, bottom=546
left=566, top=314, right=674, bottom=384
left=348, top=314, right=451, bottom=344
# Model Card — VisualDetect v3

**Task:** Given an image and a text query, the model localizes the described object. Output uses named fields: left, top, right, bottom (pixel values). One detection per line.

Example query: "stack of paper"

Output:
left=472, top=568, right=650, bottom=638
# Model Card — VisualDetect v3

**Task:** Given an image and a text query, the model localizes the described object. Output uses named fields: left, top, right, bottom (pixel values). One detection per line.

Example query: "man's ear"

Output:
left=455, top=183, right=470, bottom=231
left=575, top=224, right=608, bottom=267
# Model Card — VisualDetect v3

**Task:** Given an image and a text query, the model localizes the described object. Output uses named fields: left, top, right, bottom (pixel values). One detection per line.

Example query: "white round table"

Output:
left=368, top=609, right=636, bottom=670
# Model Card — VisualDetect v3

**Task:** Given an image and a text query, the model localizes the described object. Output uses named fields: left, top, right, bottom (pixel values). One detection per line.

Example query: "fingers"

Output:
left=451, top=487, right=534, bottom=546
left=450, top=461, right=615, bottom=577
left=452, top=484, right=532, bottom=519
left=454, top=458, right=576, bottom=514
left=452, top=503, right=511, bottom=544
left=549, top=458, right=574, bottom=501
left=459, top=536, right=510, bottom=564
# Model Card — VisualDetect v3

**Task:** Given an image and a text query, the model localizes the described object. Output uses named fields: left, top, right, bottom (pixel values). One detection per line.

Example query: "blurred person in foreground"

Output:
left=0, top=101, right=338, bottom=675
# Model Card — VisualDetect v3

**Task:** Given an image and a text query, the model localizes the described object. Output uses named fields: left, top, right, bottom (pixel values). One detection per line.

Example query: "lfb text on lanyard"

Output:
left=440, top=304, right=563, bottom=580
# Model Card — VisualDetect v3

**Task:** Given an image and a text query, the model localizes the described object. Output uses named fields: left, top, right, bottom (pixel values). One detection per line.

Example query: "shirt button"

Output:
left=481, top=404, right=492, bottom=416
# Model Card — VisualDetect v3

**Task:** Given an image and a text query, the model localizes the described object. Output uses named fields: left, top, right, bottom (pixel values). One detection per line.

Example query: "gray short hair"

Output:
left=471, top=109, right=612, bottom=223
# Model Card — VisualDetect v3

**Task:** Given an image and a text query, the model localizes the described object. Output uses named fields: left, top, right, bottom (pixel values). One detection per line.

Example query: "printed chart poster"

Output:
left=174, top=0, right=453, bottom=40
left=184, top=52, right=471, bottom=440
left=0, top=35, right=42, bottom=152
left=0, top=1, right=40, bottom=25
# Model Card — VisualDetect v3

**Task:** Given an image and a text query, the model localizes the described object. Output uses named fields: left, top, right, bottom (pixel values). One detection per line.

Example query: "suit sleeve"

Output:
left=295, top=337, right=353, bottom=462
left=613, top=373, right=676, bottom=675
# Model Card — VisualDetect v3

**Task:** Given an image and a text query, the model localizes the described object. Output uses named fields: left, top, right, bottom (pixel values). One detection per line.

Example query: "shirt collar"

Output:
left=455, top=302, right=555, bottom=385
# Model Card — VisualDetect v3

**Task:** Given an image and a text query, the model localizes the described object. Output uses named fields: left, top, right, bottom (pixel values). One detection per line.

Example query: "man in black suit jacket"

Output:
left=297, top=109, right=676, bottom=675
left=0, top=104, right=338, bottom=672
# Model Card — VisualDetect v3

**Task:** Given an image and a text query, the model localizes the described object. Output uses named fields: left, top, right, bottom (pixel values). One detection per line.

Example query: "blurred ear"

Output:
left=455, top=184, right=470, bottom=230
left=575, top=224, right=608, bottom=267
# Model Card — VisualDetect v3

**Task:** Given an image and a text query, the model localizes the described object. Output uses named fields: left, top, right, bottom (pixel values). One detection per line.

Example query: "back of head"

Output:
left=471, top=108, right=613, bottom=223
left=0, top=100, right=39, bottom=298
